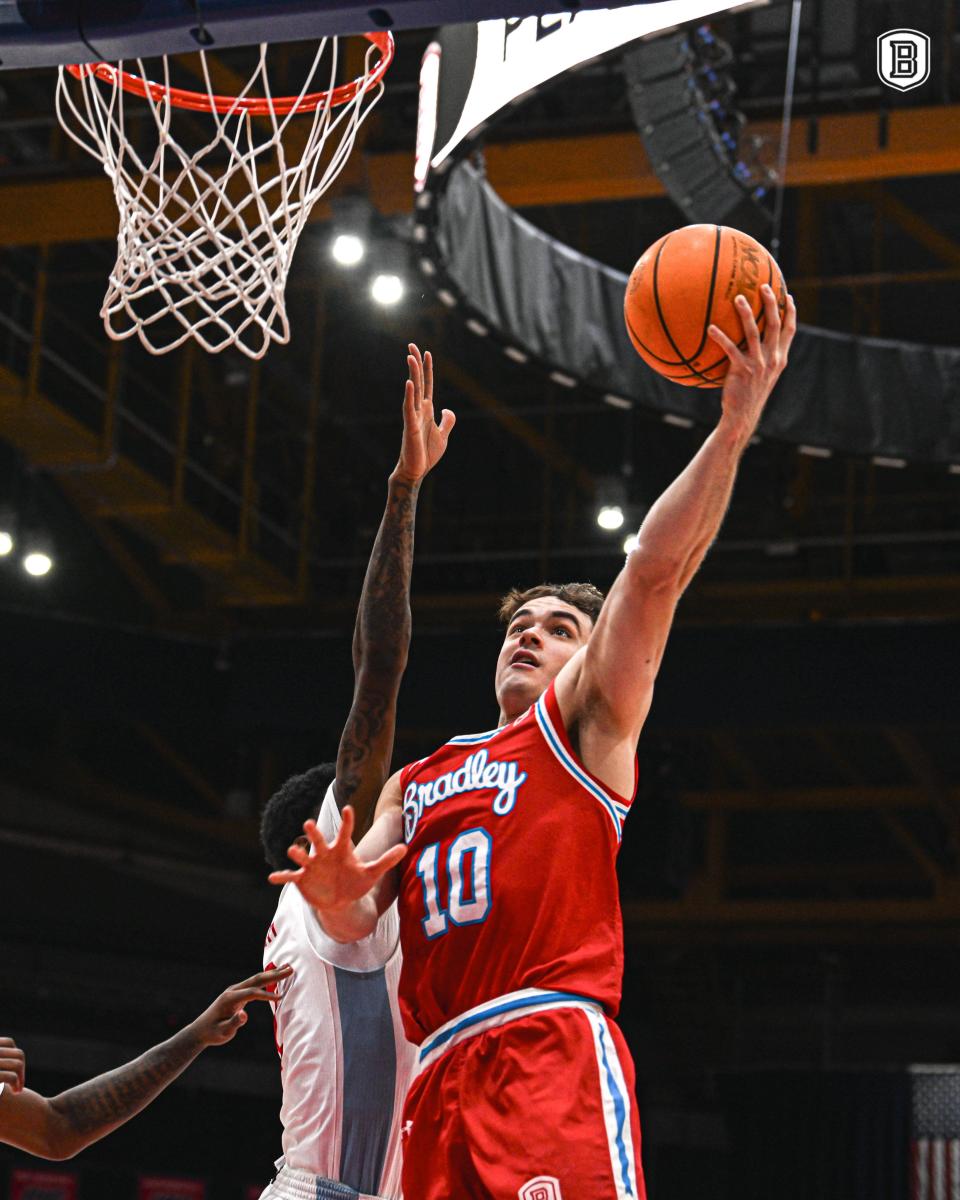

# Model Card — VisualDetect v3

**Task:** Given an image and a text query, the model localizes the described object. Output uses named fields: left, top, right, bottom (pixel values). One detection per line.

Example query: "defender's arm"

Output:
left=0, top=969, right=289, bottom=1160
left=0, top=1031, right=208, bottom=1160
left=334, top=345, right=454, bottom=833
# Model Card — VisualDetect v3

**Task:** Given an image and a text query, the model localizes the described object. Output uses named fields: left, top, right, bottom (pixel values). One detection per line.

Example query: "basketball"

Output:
left=623, top=224, right=787, bottom=388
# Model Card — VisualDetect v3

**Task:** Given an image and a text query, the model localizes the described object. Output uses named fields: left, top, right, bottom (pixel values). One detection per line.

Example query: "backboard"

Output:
left=1, top=0, right=659, bottom=69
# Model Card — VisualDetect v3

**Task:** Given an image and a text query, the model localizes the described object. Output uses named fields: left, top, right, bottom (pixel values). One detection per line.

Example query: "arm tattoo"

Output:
left=50, top=1028, right=203, bottom=1140
left=336, top=476, right=419, bottom=812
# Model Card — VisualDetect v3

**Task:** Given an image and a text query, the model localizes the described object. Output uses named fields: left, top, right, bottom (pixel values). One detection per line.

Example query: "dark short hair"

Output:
left=259, top=762, right=336, bottom=871
left=497, top=582, right=605, bottom=629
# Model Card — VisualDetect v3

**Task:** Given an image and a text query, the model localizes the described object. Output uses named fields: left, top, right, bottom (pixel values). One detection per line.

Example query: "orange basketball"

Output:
left=623, top=224, right=787, bottom=388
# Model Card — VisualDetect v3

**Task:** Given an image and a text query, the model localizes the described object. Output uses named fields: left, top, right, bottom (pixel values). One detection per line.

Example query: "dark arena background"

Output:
left=1, top=1, right=960, bottom=1198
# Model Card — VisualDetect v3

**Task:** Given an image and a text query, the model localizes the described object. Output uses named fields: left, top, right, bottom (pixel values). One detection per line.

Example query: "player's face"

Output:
left=495, top=597, right=592, bottom=720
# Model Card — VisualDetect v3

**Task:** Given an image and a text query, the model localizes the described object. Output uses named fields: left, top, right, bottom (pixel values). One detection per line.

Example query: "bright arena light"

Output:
left=331, top=234, right=365, bottom=266
left=23, top=551, right=52, bottom=577
left=371, top=273, right=404, bottom=305
left=0, top=531, right=12, bottom=556
left=623, top=532, right=640, bottom=554
left=597, top=504, right=625, bottom=531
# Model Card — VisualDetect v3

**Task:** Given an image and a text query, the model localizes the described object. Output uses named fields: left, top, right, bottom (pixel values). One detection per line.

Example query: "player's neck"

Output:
left=498, top=693, right=533, bottom=726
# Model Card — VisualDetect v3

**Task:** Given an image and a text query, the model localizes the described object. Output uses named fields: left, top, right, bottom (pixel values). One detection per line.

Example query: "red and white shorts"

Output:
left=401, top=988, right=645, bottom=1200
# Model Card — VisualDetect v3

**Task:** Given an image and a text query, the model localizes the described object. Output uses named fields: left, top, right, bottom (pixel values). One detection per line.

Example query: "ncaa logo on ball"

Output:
left=518, top=1177, right=563, bottom=1200
left=876, top=29, right=930, bottom=92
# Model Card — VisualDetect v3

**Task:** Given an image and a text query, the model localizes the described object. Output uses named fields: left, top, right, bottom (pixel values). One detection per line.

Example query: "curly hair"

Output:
left=259, top=762, right=336, bottom=871
left=497, top=582, right=606, bottom=629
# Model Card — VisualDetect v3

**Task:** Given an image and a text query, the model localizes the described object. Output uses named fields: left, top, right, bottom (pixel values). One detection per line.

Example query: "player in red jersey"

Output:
left=271, top=285, right=797, bottom=1199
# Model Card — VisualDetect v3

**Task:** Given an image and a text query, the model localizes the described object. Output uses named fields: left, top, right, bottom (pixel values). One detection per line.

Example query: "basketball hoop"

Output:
left=55, top=33, right=394, bottom=359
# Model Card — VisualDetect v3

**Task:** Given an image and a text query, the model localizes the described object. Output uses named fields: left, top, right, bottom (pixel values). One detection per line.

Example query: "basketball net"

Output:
left=55, top=35, right=393, bottom=359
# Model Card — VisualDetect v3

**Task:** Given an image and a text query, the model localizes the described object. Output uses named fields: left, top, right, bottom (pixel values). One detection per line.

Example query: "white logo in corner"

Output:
left=518, top=1177, right=562, bottom=1200
left=877, top=29, right=930, bottom=92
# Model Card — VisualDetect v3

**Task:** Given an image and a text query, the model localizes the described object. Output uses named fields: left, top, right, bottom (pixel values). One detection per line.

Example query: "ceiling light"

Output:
left=371, top=273, right=404, bottom=305
left=23, top=551, right=53, bottom=577
left=331, top=233, right=365, bottom=266
left=0, top=531, right=12, bottom=556
left=597, top=505, right=625, bottom=531
left=623, top=532, right=640, bottom=554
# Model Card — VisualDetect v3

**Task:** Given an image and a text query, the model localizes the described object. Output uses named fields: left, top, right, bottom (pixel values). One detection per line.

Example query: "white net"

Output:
left=55, top=38, right=390, bottom=359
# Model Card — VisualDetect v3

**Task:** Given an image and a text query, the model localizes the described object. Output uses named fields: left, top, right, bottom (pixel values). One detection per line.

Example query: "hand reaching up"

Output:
left=394, top=344, right=456, bottom=484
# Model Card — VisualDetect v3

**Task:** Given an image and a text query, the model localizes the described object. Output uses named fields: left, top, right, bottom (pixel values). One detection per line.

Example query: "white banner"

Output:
left=430, top=0, right=766, bottom=168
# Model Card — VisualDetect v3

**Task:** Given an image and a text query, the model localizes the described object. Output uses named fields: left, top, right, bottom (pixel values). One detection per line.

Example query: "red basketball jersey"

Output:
left=397, top=680, right=637, bottom=1045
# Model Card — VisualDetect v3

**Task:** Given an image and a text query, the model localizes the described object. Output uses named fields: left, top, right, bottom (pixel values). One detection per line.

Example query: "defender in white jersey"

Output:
left=264, top=781, right=413, bottom=1199
left=257, top=345, right=454, bottom=1200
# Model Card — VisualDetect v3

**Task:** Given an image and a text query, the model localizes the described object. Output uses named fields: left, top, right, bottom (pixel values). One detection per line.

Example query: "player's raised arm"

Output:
left=0, top=967, right=290, bottom=1160
left=334, top=344, right=455, bottom=832
left=564, top=285, right=796, bottom=747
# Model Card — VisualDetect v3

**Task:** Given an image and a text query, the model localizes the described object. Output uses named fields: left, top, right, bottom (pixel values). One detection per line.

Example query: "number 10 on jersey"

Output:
left=416, top=827, right=492, bottom=938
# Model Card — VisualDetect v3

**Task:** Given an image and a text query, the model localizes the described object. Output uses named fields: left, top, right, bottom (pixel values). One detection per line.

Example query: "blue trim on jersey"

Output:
left=448, top=728, right=502, bottom=745
left=419, top=989, right=592, bottom=1063
left=597, top=1019, right=634, bottom=1197
left=445, top=827, right=492, bottom=928
left=534, top=696, right=623, bottom=841
left=333, top=966, right=397, bottom=1195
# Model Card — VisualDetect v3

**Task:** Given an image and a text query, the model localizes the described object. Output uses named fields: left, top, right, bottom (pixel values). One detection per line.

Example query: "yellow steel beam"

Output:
left=0, top=177, right=120, bottom=245
left=884, top=726, right=960, bottom=840
left=482, top=105, right=960, bottom=204
left=283, top=571, right=960, bottom=626
left=4, top=106, right=960, bottom=246
left=877, top=190, right=960, bottom=268
left=622, top=893, right=960, bottom=929
left=0, top=734, right=257, bottom=854
left=773, top=105, right=960, bottom=187
left=791, top=267, right=960, bottom=289
left=621, top=900, right=960, bottom=944
left=680, top=573, right=960, bottom=623
left=439, top=359, right=596, bottom=497
left=87, top=514, right=174, bottom=619
left=709, top=730, right=765, bottom=790
left=0, top=361, right=300, bottom=605
left=681, top=785, right=946, bottom=811
left=135, top=722, right=226, bottom=814
left=878, top=810, right=945, bottom=887
left=730, top=860, right=921, bottom=888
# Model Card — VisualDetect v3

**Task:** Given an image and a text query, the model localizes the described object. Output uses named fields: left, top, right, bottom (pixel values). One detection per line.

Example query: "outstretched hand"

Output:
left=708, top=283, right=797, bottom=447
left=394, top=344, right=456, bottom=484
left=190, top=965, right=293, bottom=1047
left=268, top=806, right=406, bottom=913
left=0, top=1037, right=25, bottom=1093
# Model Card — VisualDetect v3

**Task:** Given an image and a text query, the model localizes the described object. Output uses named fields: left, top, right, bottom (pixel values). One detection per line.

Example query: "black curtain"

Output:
left=433, top=161, right=960, bottom=464
left=719, top=1070, right=910, bottom=1200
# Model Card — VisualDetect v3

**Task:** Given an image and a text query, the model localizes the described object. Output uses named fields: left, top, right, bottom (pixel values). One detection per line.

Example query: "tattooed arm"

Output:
left=0, top=967, right=290, bottom=1160
left=333, top=344, right=455, bottom=832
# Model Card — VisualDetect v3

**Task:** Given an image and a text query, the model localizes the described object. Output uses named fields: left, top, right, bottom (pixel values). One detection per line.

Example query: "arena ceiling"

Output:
left=0, top=0, right=958, bottom=972
left=0, top=0, right=956, bottom=628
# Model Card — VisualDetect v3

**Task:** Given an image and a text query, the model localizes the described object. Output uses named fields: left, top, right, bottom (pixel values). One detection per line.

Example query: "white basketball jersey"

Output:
left=263, top=783, right=414, bottom=1199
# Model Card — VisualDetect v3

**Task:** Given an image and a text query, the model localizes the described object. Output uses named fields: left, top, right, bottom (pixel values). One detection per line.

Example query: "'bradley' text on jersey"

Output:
left=403, top=747, right=527, bottom=841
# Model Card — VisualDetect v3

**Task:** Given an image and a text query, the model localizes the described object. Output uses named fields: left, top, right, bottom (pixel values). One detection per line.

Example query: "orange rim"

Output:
left=66, top=30, right=394, bottom=115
